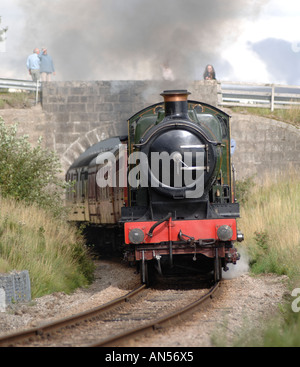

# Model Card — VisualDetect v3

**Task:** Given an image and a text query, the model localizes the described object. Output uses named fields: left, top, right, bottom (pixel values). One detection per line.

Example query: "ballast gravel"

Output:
left=0, top=259, right=289, bottom=347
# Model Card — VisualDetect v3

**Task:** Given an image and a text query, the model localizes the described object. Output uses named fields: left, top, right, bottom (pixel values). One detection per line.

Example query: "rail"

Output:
left=0, top=78, right=41, bottom=104
left=218, top=81, right=300, bottom=111
left=0, top=284, right=146, bottom=347
left=90, top=281, right=220, bottom=347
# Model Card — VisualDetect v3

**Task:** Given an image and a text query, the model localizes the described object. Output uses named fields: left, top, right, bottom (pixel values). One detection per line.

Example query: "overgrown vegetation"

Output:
left=0, top=117, right=69, bottom=218
left=231, top=106, right=300, bottom=128
left=228, top=170, right=300, bottom=346
left=0, top=197, right=94, bottom=298
left=0, top=90, right=32, bottom=109
left=0, top=117, right=94, bottom=297
left=238, top=170, right=300, bottom=279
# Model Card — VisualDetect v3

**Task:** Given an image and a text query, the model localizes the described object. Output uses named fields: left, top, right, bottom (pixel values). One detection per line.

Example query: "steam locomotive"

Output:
left=66, top=90, right=243, bottom=284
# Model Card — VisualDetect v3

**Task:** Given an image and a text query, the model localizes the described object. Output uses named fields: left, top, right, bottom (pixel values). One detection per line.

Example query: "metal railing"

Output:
left=0, top=77, right=41, bottom=104
left=218, top=81, right=300, bottom=111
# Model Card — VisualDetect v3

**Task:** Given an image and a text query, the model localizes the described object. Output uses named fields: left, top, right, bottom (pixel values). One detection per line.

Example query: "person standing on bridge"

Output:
left=26, top=48, right=41, bottom=82
left=39, top=47, right=56, bottom=82
left=203, top=64, right=216, bottom=80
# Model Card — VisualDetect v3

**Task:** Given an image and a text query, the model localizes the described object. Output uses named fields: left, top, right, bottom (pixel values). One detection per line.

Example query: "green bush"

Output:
left=235, top=175, right=255, bottom=205
left=249, top=231, right=290, bottom=276
left=0, top=116, right=94, bottom=298
left=0, top=117, right=70, bottom=217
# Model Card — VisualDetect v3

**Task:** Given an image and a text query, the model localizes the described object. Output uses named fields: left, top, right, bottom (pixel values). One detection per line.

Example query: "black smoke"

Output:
left=16, top=0, right=270, bottom=81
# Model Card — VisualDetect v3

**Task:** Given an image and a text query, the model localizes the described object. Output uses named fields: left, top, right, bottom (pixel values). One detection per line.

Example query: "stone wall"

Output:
left=41, top=80, right=219, bottom=171
left=0, top=80, right=299, bottom=181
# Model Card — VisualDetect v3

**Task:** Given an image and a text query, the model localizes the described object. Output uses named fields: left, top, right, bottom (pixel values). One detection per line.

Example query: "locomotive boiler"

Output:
left=66, top=90, right=243, bottom=285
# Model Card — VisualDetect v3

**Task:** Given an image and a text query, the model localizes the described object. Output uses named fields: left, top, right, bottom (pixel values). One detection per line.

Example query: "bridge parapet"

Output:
left=1, top=80, right=298, bottom=180
left=41, top=80, right=218, bottom=171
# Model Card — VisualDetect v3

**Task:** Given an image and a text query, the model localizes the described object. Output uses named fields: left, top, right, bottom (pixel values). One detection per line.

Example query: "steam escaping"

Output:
left=10, top=0, right=269, bottom=81
left=222, top=248, right=250, bottom=279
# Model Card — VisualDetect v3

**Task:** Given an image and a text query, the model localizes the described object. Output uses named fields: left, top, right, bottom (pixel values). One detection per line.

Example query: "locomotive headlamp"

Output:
left=217, top=225, right=233, bottom=241
left=129, top=228, right=145, bottom=244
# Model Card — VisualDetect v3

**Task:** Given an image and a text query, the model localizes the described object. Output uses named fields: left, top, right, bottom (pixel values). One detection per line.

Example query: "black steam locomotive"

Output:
left=66, top=90, right=243, bottom=284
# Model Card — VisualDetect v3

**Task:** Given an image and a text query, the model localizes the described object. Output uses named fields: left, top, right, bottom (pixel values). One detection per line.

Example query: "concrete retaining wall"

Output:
left=230, top=112, right=300, bottom=181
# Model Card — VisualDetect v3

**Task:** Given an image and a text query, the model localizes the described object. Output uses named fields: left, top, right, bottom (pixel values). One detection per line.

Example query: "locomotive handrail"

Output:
left=147, top=212, right=172, bottom=238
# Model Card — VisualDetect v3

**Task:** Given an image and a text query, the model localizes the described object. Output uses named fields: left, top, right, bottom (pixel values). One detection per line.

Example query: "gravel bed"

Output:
left=0, top=260, right=140, bottom=336
left=0, top=259, right=289, bottom=347
left=132, top=273, right=288, bottom=347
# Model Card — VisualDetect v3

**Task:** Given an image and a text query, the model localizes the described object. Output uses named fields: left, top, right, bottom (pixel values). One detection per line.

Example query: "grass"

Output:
left=0, top=90, right=32, bottom=109
left=0, top=196, right=95, bottom=298
left=221, top=169, right=300, bottom=346
left=231, top=106, right=300, bottom=128
left=0, top=113, right=94, bottom=300
left=238, top=170, right=300, bottom=279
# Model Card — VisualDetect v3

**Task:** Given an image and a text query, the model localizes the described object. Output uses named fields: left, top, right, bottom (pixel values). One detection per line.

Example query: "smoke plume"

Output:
left=12, top=0, right=269, bottom=80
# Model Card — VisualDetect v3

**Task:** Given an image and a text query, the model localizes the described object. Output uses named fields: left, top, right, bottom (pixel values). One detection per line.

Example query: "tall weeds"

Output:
left=0, top=116, right=93, bottom=299
left=0, top=196, right=94, bottom=298
left=238, top=169, right=300, bottom=279
left=235, top=170, right=300, bottom=346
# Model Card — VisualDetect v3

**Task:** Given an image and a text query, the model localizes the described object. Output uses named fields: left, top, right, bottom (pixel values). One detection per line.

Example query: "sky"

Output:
left=0, top=0, right=299, bottom=85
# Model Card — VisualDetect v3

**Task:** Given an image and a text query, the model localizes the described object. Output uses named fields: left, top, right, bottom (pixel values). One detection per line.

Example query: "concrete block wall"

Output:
left=2, top=79, right=298, bottom=181
left=41, top=80, right=219, bottom=171
left=230, top=113, right=300, bottom=181
left=0, top=270, right=31, bottom=311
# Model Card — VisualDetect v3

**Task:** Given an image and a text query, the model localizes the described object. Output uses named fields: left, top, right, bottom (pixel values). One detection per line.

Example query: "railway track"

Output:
left=91, top=280, right=220, bottom=347
left=0, top=281, right=220, bottom=347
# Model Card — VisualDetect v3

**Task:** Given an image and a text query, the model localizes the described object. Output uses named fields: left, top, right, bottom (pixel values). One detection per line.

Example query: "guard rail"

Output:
left=218, top=81, right=300, bottom=111
left=0, top=77, right=41, bottom=104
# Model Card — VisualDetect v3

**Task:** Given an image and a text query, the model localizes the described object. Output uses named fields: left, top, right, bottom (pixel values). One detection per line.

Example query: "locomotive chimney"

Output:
left=161, top=90, right=191, bottom=120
